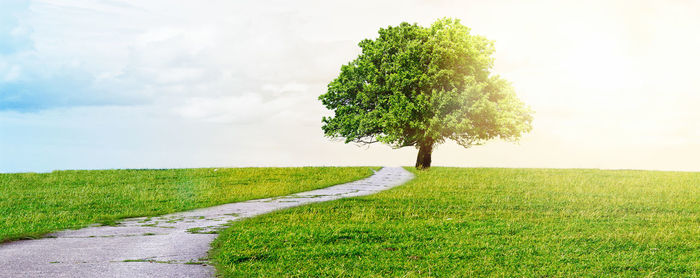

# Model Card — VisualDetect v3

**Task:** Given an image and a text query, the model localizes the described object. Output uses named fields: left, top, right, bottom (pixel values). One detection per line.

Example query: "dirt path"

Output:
left=0, top=167, right=413, bottom=277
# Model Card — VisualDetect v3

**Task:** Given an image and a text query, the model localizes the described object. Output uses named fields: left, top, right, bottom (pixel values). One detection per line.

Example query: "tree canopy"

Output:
left=319, top=18, right=533, bottom=169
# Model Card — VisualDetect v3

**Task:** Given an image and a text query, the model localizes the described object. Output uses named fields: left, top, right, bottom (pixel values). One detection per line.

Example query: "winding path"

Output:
left=0, top=167, right=413, bottom=277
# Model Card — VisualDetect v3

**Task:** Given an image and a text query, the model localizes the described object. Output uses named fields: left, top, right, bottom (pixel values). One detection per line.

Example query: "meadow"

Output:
left=212, top=167, right=700, bottom=277
left=0, top=167, right=376, bottom=242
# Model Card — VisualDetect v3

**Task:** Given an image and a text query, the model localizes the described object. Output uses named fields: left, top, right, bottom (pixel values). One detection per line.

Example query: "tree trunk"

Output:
left=415, top=141, right=433, bottom=170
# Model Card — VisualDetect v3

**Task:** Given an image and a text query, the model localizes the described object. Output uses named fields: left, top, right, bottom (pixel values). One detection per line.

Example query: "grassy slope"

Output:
left=0, top=167, right=377, bottom=242
left=212, top=167, right=700, bottom=277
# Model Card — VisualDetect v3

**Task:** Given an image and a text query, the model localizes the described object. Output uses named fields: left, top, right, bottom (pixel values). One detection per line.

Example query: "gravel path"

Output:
left=0, top=167, right=413, bottom=277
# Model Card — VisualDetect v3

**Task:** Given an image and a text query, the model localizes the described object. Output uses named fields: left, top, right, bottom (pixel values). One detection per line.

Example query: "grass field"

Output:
left=211, top=167, right=700, bottom=277
left=0, top=167, right=377, bottom=242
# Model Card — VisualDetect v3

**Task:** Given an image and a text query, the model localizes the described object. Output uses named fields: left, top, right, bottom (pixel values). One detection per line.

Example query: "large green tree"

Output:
left=319, top=18, right=533, bottom=169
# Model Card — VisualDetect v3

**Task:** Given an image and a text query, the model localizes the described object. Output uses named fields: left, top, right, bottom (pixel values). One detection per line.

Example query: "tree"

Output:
left=319, top=18, right=533, bottom=169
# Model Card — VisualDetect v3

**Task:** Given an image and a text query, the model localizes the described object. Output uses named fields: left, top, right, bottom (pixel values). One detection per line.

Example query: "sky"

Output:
left=1, top=0, right=700, bottom=173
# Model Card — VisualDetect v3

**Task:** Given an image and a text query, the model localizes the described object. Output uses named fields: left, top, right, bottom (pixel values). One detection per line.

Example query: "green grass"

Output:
left=0, top=167, right=378, bottom=242
left=211, top=167, right=700, bottom=277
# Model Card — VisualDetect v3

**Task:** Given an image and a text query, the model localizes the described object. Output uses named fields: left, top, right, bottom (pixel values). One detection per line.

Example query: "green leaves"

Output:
left=319, top=18, right=532, bottom=151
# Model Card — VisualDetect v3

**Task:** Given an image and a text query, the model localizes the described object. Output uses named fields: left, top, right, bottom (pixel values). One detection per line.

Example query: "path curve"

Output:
left=0, top=167, right=413, bottom=277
